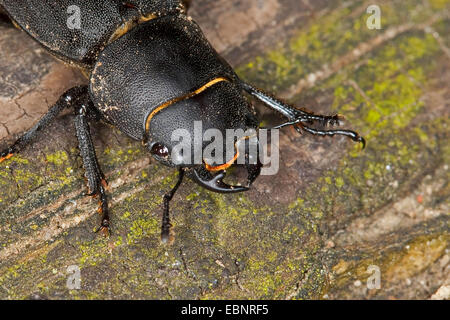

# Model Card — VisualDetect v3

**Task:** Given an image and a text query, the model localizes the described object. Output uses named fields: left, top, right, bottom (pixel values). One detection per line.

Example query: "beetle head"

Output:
left=147, top=81, right=262, bottom=191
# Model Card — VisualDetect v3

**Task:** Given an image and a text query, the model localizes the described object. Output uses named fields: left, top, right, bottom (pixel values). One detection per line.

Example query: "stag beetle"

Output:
left=0, top=0, right=365, bottom=243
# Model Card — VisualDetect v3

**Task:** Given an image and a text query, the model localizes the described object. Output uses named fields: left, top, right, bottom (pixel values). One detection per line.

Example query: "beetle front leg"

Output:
left=241, top=82, right=341, bottom=126
left=161, top=168, right=185, bottom=244
left=73, top=101, right=110, bottom=236
left=240, top=81, right=365, bottom=147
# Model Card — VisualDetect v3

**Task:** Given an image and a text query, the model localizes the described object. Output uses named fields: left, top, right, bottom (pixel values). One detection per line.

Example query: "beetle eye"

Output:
left=150, top=143, right=169, bottom=157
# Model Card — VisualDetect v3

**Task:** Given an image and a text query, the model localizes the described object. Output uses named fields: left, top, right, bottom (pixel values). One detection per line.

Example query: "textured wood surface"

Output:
left=0, top=0, right=449, bottom=299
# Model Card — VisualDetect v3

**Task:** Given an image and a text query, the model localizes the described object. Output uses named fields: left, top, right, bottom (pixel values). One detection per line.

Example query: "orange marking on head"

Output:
left=204, top=150, right=239, bottom=172
left=203, top=133, right=258, bottom=172
left=144, top=77, right=229, bottom=135
left=138, top=13, right=157, bottom=23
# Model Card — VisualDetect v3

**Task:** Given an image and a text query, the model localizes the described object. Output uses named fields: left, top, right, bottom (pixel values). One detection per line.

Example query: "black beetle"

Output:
left=0, top=0, right=364, bottom=243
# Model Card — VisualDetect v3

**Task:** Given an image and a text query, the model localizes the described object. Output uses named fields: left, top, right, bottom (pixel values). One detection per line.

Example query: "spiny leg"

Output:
left=0, top=86, right=110, bottom=233
left=73, top=98, right=110, bottom=236
left=161, top=168, right=185, bottom=244
left=241, top=81, right=365, bottom=147
left=0, top=86, right=89, bottom=163
left=297, top=124, right=366, bottom=148
left=241, top=82, right=341, bottom=127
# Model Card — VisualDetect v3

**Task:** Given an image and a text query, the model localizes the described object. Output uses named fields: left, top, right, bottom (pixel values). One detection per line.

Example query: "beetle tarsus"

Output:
left=95, top=221, right=111, bottom=237
left=95, top=213, right=111, bottom=237
left=93, top=185, right=111, bottom=237
left=299, top=124, right=366, bottom=149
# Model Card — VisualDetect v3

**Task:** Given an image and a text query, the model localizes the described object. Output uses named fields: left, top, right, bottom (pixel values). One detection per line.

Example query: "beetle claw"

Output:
left=358, top=136, right=366, bottom=149
left=95, top=220, right=111, bottom=237
left=192, top=167, right=249, bottom=193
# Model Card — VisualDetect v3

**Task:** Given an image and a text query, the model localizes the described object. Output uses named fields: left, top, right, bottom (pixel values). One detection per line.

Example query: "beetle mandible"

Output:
left=0, top=0, right=365, bottom=243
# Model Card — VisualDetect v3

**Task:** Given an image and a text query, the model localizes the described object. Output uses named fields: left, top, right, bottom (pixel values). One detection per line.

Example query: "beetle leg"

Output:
left=296, top=124, right=366, bottom=148
left=0, top=86, right=88, bottom=163
left=192, top=166, right=249, bottom=193
left=241, top=81, right=365, bottom=147
left=241, top=82, right=341, bottom=126
left=161, top=168, right=185, bottom=244
left=73, top=96, right=110, bottom=236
